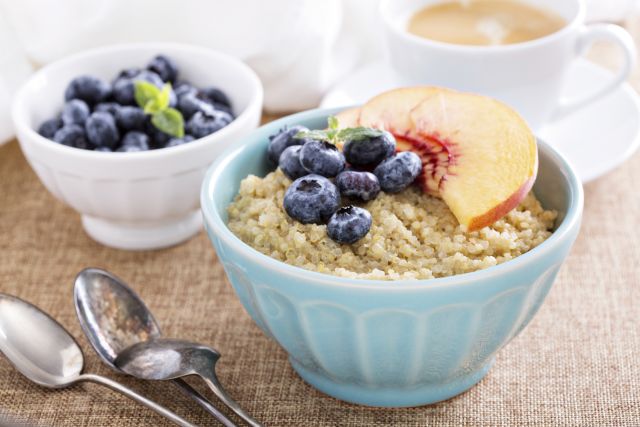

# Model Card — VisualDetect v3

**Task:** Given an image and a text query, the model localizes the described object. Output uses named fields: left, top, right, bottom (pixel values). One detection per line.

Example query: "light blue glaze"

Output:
left=200, top=108, right=584, bottom=407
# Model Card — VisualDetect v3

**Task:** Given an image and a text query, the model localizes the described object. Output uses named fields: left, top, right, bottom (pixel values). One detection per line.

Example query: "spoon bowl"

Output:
left=0, top=293, right=194, bottom=427
left=115, top=339, right=221, bottom=381
left=74, top=268, right=238, bottom=427
left=114, top=338, right=220, bottom=380
left=0, top=294, right=84, bottom=388
left=74, top=268, right=161, bottom=367
left=115, top=338, right=261, bottom=427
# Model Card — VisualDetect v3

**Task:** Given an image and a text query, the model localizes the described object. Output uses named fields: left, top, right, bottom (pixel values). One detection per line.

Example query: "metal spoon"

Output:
left=73, top=268, right=237, bottom=427
left=0, top=293, right=195, bottom=427
left=115, top=338, right=262, bottom=427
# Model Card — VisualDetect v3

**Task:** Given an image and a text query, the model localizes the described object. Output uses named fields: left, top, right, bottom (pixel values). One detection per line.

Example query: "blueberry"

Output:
left=38, top=117, right=62, bottom=139
left=112, top=80, right=135, bottom=106
left=94, top=102, right=121, bottom=116
left=283, top=174, right=340, bottom=224
left=199, top=87, right=231, bottom=108
left=278, top=146, right=308, bottom=180
left=85, top=112, right=120, bottom=149
left=64, top=75, right=111, bottom=106
left=136, top=70, right=164, bottom=87
left=183, top=90, right=234, bottom=118
left=147, top=54, right=178, bottom=83
left=61, top=99, right=90, bottom=126
left=343, top=131, right=396, bottom=168
left=112, top=70, right=164, bottom=105
left=178, top=92, right=214, bottom=119
left=187, top=111, right=233, bottom=138
left=267, top=125, right=309, bottom=165
left=212, top=102, right=234, bottom=117
left=94, top=146, right=112, bottom=152
left=299, top=139, right=345, bottom=177
left=168, top=89, right=178, bottom=108
left=114, top=68, right=142, bottom=80
left=120, top=131, right=150, bottom=151
left=53, top=124, right=91, bottom=149
left=327, top=206, right=372, bottom=244
left=374, top=151, right=422, bottom=193
left=115, top=106, right=146, bottom=131
left=174, top=81, right=197, bottom=98
left=335, top=170, right=380, bottom=201
left=165, top=135, right=195, bottom=148
left=145, top=120, right=172, bottom=147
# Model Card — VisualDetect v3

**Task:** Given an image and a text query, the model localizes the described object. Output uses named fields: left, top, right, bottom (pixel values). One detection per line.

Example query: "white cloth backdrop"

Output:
left=0, top=0, right=636, bottom=144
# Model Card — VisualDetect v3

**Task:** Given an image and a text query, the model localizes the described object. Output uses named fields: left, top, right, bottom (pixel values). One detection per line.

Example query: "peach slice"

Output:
left=359, top=87, right=449, bottom=195
left=359, top=87, right=442, bottom=136
left=410, top=89, right=537, bottom=231
left=335, top=107, right=361, bottom=128
left=359, top=87, right=537, bottom=231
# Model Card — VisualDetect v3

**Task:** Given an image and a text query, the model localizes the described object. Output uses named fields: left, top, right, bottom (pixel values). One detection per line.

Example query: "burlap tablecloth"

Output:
left=1, top=43, right=640, bottom=426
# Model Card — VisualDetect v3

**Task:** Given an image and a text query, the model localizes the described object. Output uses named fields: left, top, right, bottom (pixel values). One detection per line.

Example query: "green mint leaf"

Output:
left=158, top=83, right=171, bottom=109
left=327, top=116, right=339, bottom=131
left=151, top=108, right=184, bottom=138
left=337, top=127, right=385, bottom=142
left=134, top=81, right=161, bottom=109
left=143, top=83, right=171, bottom=114
left=143, top=98, right=163, bottom=114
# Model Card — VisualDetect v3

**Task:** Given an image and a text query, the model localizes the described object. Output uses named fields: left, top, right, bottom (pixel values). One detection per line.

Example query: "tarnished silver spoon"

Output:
left=73, top=268, right=237, bottom=427
left=115, top=338, right=262, bottom=427
left=0, top=293, right=195, bottom=427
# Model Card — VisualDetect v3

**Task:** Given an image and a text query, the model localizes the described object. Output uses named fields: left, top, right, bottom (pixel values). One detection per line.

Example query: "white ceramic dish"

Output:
left=321, top=59, right=640, bottom=183
left=12, top=43, right=263, bottom=250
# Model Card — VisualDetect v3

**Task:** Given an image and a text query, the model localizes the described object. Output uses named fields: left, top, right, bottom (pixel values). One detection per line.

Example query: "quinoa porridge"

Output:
left=227, top=169, right=557, bottom=281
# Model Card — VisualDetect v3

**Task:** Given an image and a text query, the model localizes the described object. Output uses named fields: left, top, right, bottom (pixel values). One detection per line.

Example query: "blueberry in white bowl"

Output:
left=53, top=124, right=89, bottom=148
left=12, top=43, right=263, bottom=250
left=61, top=99, right=90, bottom=126
left=115, top=106, right=146, bottom=131
left=38, top=117, right=62, bottom=139
left=64, top=75, right=111, bottom=106
left=86, top=112, right=120, bottom=149
left=36, top=52, right=239, bottom=154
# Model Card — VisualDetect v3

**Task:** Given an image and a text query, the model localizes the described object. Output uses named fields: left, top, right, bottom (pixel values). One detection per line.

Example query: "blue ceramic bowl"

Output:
left=201, top=108, right=583, bottom=407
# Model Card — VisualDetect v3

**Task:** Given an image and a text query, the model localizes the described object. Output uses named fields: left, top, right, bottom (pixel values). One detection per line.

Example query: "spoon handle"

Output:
left=172, top=378, right=237, bottom=427
left=79, top=373, right=196, bottom=427
left=199, top=371, right=262, bottom=427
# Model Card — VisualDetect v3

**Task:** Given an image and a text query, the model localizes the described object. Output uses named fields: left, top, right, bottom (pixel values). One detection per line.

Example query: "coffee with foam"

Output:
left=407, top=0, right=566, bottom=46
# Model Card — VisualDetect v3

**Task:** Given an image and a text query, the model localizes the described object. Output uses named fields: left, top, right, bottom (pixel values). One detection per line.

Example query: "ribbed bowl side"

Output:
left=25, top=158, right=205, bottom=221
left=212, top=229, right=573, bottom=390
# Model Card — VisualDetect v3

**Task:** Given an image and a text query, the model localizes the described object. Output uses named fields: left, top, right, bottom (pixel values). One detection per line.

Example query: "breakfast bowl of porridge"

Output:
left=200, top=88, right=583, bottom=407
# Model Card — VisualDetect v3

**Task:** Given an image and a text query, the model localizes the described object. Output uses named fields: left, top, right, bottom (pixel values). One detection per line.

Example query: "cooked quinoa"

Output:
left=227, top=169, right=557, bottom=280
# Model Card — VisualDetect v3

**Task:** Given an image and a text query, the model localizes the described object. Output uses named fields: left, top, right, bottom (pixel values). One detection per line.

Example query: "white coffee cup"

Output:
left=380, top=0, right=637, bottom=130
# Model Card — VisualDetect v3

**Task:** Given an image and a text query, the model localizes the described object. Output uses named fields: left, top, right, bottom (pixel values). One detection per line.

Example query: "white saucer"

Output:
left=321, top=59, right=640, bottom=183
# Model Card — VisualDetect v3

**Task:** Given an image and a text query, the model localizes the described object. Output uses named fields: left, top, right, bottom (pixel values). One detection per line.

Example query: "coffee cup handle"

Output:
left=551, top=23, right=637, bottom=122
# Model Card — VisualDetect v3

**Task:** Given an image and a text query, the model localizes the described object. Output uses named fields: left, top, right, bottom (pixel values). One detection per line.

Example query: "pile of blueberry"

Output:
left=268, top=119, right=422, bottom=244
left=38, top=54, right=234, bottom=152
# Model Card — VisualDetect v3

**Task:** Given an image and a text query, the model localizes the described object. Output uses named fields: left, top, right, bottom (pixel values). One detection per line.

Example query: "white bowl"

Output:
left=12, top=43, right=263, bottom=250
